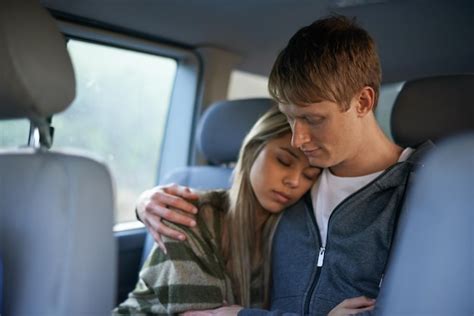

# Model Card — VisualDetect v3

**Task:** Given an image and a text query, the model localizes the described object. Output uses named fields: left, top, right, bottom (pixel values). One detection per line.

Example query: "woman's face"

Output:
left=249, top=133, right=321, bottom=213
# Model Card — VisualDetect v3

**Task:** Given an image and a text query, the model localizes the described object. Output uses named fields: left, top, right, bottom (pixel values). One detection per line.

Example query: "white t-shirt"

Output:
left=311, top=148, right=414, bottom=247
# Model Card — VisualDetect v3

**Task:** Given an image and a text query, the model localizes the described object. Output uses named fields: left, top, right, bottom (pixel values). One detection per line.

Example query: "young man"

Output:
left=136, top=16, right=433, bottom=315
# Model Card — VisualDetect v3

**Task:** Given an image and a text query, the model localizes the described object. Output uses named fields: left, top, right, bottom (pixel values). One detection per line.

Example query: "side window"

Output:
left=0, top=119, right=30, bottom=147
left=52, top=39, right=177, bottom=223
left=227, top=70, right=269, bottom=100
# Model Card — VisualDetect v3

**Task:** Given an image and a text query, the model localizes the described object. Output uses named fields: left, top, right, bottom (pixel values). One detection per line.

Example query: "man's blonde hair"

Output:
left=269, top=15, right=382, bottom=111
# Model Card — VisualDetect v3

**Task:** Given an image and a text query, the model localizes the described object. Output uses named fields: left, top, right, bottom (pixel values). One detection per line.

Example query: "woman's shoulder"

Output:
left=162, top=189, right=229, bottom=240
left=195, top=189, right=229, bottom=216
left=193, top=190, right=229, bottom=238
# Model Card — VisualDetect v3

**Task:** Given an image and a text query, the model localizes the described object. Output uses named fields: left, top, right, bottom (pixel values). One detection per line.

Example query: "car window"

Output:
left=0, top=119, right=30, bottom=147
left=227, top=70, right=270, bottom=100
left=55, top=39, right=176, bottom=223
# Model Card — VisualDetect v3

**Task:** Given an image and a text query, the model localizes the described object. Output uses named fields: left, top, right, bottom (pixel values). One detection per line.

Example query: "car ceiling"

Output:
left=41, top=0, right=474, bottom=83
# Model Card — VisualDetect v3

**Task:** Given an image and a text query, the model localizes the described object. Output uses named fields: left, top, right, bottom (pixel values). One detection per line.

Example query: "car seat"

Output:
left=0, top=0, right=116, bottom=315
left=377, top=74, right=474, bottom=315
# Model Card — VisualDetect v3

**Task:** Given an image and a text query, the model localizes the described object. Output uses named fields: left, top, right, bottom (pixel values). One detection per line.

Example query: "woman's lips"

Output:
left=272, top=190, right=290, bottom=204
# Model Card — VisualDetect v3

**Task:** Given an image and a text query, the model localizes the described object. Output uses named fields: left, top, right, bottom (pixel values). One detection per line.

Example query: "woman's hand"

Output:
left=136, top=183, right=199, bottom=252
left=328, top=296, right=376, bottom=316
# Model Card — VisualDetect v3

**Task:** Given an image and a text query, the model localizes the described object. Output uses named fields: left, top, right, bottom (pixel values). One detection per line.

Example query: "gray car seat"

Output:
left=375, top=74, right=474, bottom=315
left=0, top=257, right=3, bottom=314
left=0, top=1, right=116, bottom=315
left=376, top=133, right=473, bottom=316
left=141, top=98, right=275, bottom=262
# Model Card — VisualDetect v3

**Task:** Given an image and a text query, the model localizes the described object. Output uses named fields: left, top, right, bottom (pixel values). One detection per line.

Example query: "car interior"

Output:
left=0, top=0, right=472, bottom=315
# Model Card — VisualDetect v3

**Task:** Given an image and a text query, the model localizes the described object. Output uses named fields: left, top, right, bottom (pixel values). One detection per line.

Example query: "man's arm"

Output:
left=238, top=296, right=375, bottom=316
left=136, top=183, right=200, bottom=252
left=180, top=306, right=300, bottom=316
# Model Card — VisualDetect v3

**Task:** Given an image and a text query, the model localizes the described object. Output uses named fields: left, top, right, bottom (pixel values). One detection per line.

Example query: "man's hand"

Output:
left=180, top=305, right=243, bottom=316
left=136, top=183, right=199, bottom=253
left=328, top=296, right=376, bottom=316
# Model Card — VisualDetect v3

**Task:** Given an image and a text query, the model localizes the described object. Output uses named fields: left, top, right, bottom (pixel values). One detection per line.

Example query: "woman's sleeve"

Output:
left=112, top=218, right=233, bottom=315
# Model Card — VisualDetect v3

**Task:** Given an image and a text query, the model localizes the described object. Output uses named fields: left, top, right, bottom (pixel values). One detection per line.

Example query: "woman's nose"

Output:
left=283, top=172, right=300, bottom=188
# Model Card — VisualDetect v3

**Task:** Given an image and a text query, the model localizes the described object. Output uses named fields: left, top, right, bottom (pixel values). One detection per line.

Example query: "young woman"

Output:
left=113, top=107, right=321, bottom=315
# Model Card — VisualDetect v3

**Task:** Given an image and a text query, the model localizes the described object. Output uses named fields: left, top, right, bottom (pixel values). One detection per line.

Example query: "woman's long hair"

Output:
left=222, top=106, right=291, bottom=308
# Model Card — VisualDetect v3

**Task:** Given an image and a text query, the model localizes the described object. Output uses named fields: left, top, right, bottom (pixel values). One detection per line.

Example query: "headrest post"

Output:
left=27, top=125, right=41, bottom=148
left=28, top=117, right=53, bottom=149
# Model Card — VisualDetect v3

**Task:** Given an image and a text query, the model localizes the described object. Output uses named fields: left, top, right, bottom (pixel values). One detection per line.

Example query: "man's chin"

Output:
left=308, top=157, right=331, bottom=168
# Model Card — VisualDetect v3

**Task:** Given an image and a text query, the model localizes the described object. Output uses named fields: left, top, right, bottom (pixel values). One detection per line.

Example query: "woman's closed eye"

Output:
left=277, top=156, right=293, bottom=167
left=277, top=156, right=292, bottom=167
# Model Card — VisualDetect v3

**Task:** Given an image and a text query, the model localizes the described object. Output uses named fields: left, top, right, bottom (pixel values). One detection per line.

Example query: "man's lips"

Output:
left=272, top=190, right=291, bottom=204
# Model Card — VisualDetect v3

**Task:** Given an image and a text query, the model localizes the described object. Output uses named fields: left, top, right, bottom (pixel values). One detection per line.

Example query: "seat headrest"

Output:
left=391, top=74, right=474, bottom=147
left=0, top=0, right=75, bottom=120
left=196, top=98, right=276, bottom=165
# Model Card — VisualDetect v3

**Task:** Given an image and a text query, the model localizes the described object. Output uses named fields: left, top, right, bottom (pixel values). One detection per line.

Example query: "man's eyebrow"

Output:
left=308, top=112, right=325, bottom=117
left=279, top=146, right=299, bottom=159
left=300, top=112, right=325, bottom=119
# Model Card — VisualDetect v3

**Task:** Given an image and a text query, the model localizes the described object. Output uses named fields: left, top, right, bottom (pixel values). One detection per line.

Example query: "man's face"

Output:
left=279, top=99, right=363, bottom=169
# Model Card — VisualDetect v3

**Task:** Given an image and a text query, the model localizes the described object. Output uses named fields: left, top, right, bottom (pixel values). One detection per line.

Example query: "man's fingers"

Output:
left=164, top=184, right=200, bottom=201
left=153, top=191, right=198, bottom=214
left=144, top=210, right=188, bottom=241
left=346, top=305, right=375, bottom=315
left=149, top=203, right=196, bottom=227
left=342, top=296, right=376, bottom=309
left=149, top=229, right=167, bottom=254
left=156, top=220, right=187, bottom=241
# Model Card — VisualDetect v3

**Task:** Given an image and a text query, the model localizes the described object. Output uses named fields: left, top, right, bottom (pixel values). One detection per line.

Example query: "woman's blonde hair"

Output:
left=222, top=106, right=291, bottom=307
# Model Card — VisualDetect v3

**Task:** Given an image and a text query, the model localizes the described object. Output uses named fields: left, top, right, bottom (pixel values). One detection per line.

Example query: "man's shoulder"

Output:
left=280, top=192, right=313, bottom=224
left=406, top=140, right=436, bottom=164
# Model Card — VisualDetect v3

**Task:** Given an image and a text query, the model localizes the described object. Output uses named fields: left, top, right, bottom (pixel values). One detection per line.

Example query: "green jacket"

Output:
left=114, top=190, right=262, bottom=315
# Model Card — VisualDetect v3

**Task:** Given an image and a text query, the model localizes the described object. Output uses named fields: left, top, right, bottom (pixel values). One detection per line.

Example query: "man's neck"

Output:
left=330, top=124, right=403, bottom=177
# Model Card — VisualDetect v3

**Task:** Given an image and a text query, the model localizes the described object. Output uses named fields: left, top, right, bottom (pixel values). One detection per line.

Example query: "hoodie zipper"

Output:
left=303, top=194, right=322, bottom=314
left=302, top=161, right=411, bottom=314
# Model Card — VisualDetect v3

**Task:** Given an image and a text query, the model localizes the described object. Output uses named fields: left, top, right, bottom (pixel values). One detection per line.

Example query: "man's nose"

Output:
left=291, top=121, right=310, bottom=149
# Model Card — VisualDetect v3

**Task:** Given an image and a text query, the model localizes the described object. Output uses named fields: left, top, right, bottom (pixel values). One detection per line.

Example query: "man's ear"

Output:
left=354, top=86, right=375, bottom=117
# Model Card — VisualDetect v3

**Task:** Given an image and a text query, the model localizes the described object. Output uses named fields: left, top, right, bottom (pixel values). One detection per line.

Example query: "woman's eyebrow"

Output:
left=279, top=147, right=299, bottom=159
